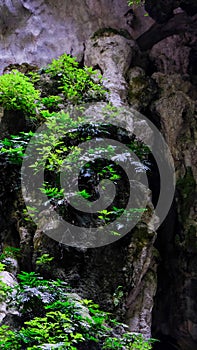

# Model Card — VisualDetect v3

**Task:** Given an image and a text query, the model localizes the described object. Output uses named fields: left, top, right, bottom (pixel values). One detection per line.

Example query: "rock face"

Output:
left=0, top=1, right=197, bottom=349
left=85, top=32, right=136, bottom=105
left=0, top=100, right=159, bottom=338
left=32, top=220, right=158, bottom=339
left=0, top=0, right=134, bottom=73
left=145, top=0, right=197, bottom=23
left=150, top=72, right=197, bottom=350
left=150, top=34, right=196, bottom=75
left=0, top=260, right=19, bottom=324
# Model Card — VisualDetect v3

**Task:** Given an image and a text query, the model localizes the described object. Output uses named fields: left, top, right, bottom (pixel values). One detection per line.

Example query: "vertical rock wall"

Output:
left=0, top=1, right=196, bottom=349
left=0, top=0, right=133, bottom=73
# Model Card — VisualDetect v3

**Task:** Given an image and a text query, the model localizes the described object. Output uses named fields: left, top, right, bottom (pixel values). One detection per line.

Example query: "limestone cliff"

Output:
left=0, top=1, right=196, bottom=349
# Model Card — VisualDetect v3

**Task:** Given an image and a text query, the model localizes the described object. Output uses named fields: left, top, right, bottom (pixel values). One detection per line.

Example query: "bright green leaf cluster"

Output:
left=128, top=0, right=144, bottom=6
left=0, top=70, right=40, bottom=116
left=36, top=253, right=54, bottom=266
left=0, top=131, right=34, bottom=165
left=45, top=53, right=106, bottom=103
left=0, top=258, right=156, bottom=349
left=41, top=95, right=63, bottom=111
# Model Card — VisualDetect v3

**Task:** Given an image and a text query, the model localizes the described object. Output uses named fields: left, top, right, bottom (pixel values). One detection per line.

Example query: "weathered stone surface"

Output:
left=85, top=33, right=136, bottom=106
left=0, top=109, right=27, bottom=137
left=0, top=271, right=18, bottom=323
left=0, top=0, right=135, bottom=74
left=151, top=73, right=196, bottom=178
left=32, top=218, right=158, bottom=339
left=78, top=102, right=154, bottom=146
left=0, top=2, right=197, bottom=348
left=127, top=67, right=158, bottom=111
left=150, top=34, right=195, bottom=75
left=150, top=72, right=197, bottom=350
left=28, top=102, right=158, bottom=337
left=145, top=0, right=197, bottom=23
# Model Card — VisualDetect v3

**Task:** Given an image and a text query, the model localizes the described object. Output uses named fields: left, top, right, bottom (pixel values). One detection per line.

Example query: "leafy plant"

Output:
left=0, top=247, right=20, bottom=262
left=98, top=164, right=121, bottom=181
left=98, top=209, right=113, bottom=224
left=45, top=53, right=106, bottom=103
left=113, top=286, right=124, bottom=307
left=0, top=265, right=156, bottom=349
left=39, top=184, right=64, bottom=199
left=0, top=262, right=12, bottom=302
left=77, top=189, right=92, bottom=199
left=27, top=71, right=41, bottom=84
left=0, top=70, right=40, bottom=116
left=128, top=0, right=144, bottom=6
left=0, top=131, right=34, bottom=165
left=0, top=106, right=150, bottom=237
left=41, top=95, right=63, bottom=111
left=103, top=333, right=154, bottom=349
left=36, top=254, right=54, bottom=266
left=0, top=247, right=20, bottom=272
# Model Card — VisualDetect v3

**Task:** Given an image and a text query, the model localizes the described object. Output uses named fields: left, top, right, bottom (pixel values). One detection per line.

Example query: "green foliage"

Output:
left=0, top=131, right=34, bottom=165
left=103, top=333, right=154, bottom=349
left=36, top=254, right=54, bottom=266
left=0, top=265, right=156, bottom=350
left=77, top=189, right=92, bottom=199
left=0, top=109, right=150, bottom=236
left=0, top=247, right=20, bottom=272
left=0, top=70, right=40, bottom=116
left=0, top=262, right=5, bottom=272
left=127, top=141, right=150, bottom=159
left=39, top=184, right=64, bottom=199
left=27, top=71, right=41, bottom=84
left=45, top=53, right=106, bottom=103
left=29, top=111, right=85, bottom=173
left=41, top=95, right=63, bottom=111
left=113, top=286, right=124, bottom=307
left=0, top=247, right=20, bottom=261
left=98, top=164, right=121, bottom=181
left=98, top=207, right=147, bottom=228
left=22, top=206, right=38, bottom=225
left=0, top=53, right=105, bottom=122
left=128, top=0, right=144, bottom=6
left=98, top=209, right=114, bottom=223
left=0, top=262, right=12, bottom=302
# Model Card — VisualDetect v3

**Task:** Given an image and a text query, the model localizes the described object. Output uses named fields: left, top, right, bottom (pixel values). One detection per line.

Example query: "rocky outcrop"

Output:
left=137, top=0, right=197, bottom=51
left=124, top=60, right=196, bottom=349
left=0, top=1, right=197, bottom=349
left=150, top=34, right=196, bottom=75
left=85, top=32, right=136, bottom=106
left=0, top=0, right=134, bottom=73
left=150, top=72, right=197, bottom=350
left=145, top=0, right=197, bottom=23
left=31, top=222, right=158, bottom=339
left=0, top=259, right=19, bottom=324
left=0, top=94, right=159, bottom=338
left=127, top=67, right=158, bottom=111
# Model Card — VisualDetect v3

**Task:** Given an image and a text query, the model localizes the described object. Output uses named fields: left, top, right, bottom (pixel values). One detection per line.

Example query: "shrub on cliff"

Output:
left=0, top=254, right=155, bottom=350
left=44, top=53, right=106, bottom=103
left=0, top=70, right=40, bottom=117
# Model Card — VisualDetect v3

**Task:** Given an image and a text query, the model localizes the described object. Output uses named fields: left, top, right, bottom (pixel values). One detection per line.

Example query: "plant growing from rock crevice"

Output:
left=44, top=53, right=106, bottom=104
